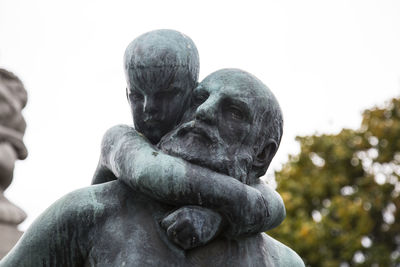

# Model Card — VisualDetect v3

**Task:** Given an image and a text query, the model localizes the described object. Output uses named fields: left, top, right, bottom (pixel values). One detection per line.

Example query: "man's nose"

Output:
left=195, top=98, right=218, bottom=124
left=143, top=96, right=157, bottom=115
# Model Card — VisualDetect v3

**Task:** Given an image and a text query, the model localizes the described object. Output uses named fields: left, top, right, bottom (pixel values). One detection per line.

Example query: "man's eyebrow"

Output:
left=222, top=96, right=252, bottom=116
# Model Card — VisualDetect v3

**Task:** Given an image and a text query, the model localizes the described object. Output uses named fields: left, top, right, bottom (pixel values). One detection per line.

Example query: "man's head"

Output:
left=124, top=29, right=199, bottom=144
left=160, top=69, right=283, bottom=184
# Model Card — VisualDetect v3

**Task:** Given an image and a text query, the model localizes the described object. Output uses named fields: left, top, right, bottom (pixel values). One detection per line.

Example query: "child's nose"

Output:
left=143, top=96, right=157, bottom=115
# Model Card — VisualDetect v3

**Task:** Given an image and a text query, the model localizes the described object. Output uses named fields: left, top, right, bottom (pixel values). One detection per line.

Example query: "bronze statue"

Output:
left=0, top=30, right=303, bottom=266
left=93, top=30, right=286, bottom=243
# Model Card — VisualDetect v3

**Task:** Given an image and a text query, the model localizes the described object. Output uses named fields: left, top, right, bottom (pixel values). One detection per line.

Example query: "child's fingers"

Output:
left=160, top=210, right=179, bottom=229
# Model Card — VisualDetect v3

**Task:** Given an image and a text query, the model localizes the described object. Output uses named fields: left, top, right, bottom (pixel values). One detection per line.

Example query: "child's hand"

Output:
left=160, top=206, right=223, bottom=250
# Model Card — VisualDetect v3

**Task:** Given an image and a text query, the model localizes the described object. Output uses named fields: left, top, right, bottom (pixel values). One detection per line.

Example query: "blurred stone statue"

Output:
left=0, top=68, right=28, bottom=259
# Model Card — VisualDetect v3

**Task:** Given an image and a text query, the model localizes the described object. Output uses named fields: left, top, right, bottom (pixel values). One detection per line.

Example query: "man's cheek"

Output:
left=219, top=122, right=249, bottom=144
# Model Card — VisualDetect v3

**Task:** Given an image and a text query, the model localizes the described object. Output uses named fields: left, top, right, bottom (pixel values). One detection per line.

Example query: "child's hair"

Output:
left=124, top=29, right=199, bottom=90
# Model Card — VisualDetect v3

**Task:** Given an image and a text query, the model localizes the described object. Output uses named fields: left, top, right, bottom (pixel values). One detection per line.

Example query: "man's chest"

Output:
left=84, top=196, right=272, bottom=267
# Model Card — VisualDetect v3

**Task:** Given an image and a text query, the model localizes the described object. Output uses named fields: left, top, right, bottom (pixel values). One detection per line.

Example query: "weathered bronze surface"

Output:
left=0, top=30, right=304, bottom=266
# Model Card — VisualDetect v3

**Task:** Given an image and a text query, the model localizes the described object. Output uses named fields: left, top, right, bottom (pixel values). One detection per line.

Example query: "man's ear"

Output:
left=126, top=87, right=129, bottom=102
left=252, top=138, right=278, bottom=174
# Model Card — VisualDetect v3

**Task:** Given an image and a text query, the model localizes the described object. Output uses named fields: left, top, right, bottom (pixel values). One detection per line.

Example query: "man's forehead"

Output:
left=201, top=79, right=269, bottom=102
left=197, top=69, right=279, bottom=117
left=202, top=69, right=268, bottom=92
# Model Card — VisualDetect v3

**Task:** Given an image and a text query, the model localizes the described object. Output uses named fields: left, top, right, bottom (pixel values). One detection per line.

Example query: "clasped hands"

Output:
left=160, top=206, right=223, bottom=250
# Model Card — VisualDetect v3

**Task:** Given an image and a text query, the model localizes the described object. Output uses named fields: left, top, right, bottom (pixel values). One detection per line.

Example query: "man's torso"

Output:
left=83, top=181, right=300, bottom=267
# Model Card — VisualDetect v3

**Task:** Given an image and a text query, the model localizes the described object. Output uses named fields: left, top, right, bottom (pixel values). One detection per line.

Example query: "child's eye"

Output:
left=130, top=92, right=144, bottom=101
left=168, top=87, right=181, bottom=94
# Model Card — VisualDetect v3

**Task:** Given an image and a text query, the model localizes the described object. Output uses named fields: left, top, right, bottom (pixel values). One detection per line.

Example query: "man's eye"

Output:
left=229, top=106, right=244, bottom=120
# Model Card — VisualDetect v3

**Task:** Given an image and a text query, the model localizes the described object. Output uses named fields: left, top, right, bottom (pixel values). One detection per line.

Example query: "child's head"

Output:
left=124, top=29, right=199, bottom=144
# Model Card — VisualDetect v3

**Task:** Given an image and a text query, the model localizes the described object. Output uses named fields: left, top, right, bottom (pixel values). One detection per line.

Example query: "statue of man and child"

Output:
left=0, top=30, right=304, bottom=266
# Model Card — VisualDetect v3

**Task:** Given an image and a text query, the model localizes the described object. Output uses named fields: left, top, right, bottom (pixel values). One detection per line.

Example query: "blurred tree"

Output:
left=269, top=98, right=400, bottom=267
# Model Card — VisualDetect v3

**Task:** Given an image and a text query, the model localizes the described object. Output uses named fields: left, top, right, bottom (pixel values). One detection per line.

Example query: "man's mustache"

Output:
left=176, top=121, right=220, bottom=144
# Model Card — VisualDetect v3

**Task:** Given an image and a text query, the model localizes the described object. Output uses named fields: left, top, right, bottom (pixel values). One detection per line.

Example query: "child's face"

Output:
left=127, top=67, right=193, bottom=144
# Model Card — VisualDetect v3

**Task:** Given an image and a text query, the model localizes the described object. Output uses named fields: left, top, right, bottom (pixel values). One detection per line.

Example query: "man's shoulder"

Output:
left=52, top=181, right=126, bottom=222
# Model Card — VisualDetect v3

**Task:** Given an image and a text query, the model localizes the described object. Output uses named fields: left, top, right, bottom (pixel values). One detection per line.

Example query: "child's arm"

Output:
left=160, top=179, right=285, bottom=250
left=92, top=162, right=116, bottom=184
left=96, top=124, right=285, bottom=237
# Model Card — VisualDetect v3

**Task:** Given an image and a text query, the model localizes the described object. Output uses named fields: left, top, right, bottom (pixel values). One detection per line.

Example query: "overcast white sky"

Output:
left=1, top=0, right=399, bottom=230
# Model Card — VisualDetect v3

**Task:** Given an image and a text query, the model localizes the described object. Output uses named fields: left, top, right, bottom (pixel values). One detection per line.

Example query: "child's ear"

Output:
left=252, top=139, right=278, bottom=173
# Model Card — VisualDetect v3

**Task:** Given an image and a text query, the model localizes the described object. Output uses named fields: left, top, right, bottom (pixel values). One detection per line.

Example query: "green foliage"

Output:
left=270, top=98, right=400, bottom=266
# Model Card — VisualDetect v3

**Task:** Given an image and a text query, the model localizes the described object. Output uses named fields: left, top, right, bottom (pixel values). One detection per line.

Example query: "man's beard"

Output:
left=158, top=121, right=254, bottom=184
